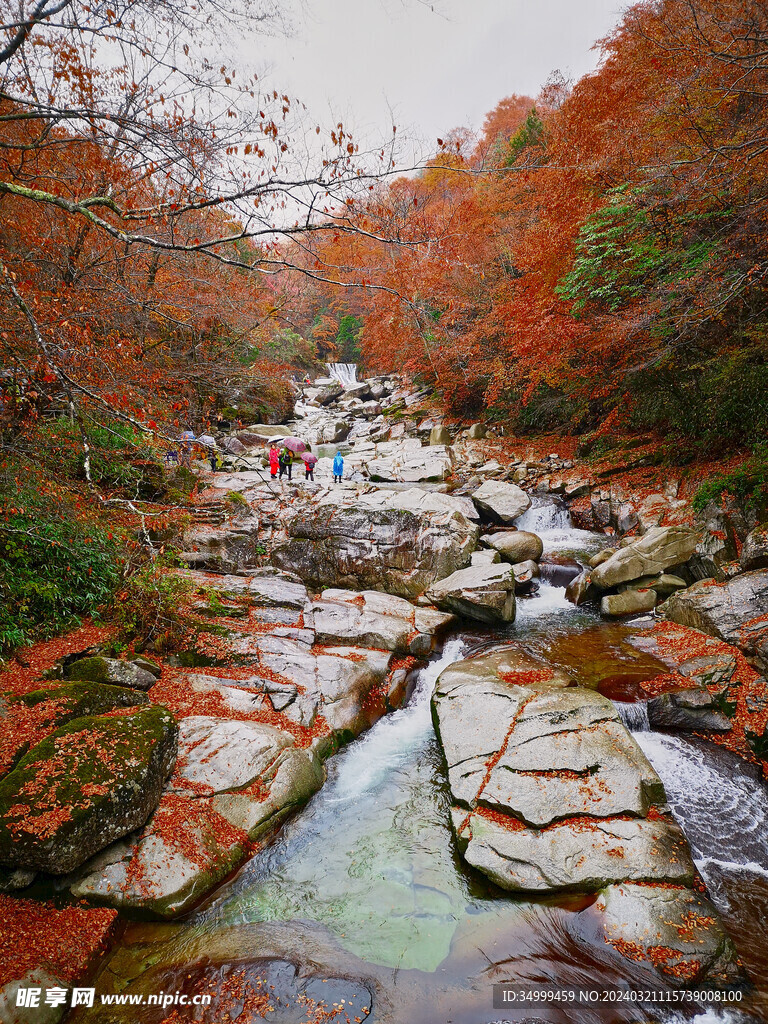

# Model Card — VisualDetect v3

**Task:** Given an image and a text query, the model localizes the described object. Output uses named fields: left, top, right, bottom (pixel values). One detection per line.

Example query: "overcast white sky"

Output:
left=241, top=0, right=628, bottom=151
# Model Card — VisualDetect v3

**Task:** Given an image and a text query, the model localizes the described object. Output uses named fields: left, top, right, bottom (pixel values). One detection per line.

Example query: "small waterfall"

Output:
left=515, top=497, right=572, bottom=533
left=613, top=700, right=650, bottom=732
left=326, top=362, right=358, bottom=386
left=515, top=496, right=607, bottom=557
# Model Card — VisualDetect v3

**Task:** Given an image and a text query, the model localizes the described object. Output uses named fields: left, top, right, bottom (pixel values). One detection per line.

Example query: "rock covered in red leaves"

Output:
left=0, top=683, right=148, bottom=778
left=662, top=568, right=768, bottom=672
left=582, top=883, right=744, bottom=988
left=431, top=645, right=743, bottom=987
left=69, top=792, right=249, bottom=917
left=0, top=705, right=177, bottom=874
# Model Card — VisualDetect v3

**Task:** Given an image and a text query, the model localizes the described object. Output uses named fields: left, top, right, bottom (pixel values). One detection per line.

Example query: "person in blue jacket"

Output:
left=332, top=451, right=344, bottom=484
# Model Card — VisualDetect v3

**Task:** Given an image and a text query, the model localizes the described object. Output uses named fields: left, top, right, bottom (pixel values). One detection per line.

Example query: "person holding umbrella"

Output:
left=301, top=446, right=318, bottom=481
left=279, top=437, right=307, bottom=483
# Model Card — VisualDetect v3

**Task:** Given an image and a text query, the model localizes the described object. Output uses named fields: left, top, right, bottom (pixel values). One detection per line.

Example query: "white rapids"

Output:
left=325, top=362, right=358, bottom=385
left=635, top=730, right=768, bottom=889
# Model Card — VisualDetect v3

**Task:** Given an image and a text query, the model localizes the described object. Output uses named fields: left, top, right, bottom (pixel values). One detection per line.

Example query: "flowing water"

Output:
left=633, top=731, right=768, bottom=996
left=95, top=500, right=767, bottom=1024
left=325, top=362, right=359, bottom=386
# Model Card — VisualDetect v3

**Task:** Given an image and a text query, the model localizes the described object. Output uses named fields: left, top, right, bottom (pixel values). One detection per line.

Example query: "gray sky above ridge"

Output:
left=239, top=0, right=628, bottom=153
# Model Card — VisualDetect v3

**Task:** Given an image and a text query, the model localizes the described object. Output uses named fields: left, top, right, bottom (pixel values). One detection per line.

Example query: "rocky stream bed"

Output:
left=2, top=370, right=768, bottom=1024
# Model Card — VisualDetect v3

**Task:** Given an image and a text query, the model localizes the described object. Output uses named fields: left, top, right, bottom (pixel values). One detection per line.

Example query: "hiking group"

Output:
left=269, top=443, right=343, bottom=484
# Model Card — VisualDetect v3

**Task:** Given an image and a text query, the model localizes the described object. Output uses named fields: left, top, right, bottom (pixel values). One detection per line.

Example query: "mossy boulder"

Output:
left=0, top=683, right=148, bottom=778
left=65, top=656, right=156, bottom=691
left=0, top=705, right=178, bottom=874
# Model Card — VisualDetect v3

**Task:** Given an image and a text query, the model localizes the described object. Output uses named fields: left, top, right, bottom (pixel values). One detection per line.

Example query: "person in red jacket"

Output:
left=268, top=443, right=280, bottom=479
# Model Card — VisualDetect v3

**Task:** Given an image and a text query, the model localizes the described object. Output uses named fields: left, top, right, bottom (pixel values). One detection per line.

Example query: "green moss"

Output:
left=2, top=683, right=149, bottom=778
left=692, top=443, right=768, bottom=516
left=21, top=681, right=148, bottom=714
left=1, top=705, right=174, bottom=807
left=0, top=705, right=178, bottom=873
left=64, top=656, right=110, bottom=683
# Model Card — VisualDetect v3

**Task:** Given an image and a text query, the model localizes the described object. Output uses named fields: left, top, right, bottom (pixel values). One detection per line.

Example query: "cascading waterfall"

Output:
left=325, top=362, right=358, bottom=385
left=515, top=496, right=572, bottom=533
left=516, top=496, right=607, bottom=556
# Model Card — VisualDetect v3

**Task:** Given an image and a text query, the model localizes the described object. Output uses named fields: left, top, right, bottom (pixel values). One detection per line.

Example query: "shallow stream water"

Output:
left=96, top=500, right=768, bottom=1024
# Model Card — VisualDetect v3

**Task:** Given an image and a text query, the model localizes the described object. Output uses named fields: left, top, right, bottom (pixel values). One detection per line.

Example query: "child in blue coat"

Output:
left=332, top=452, right=344, bottom=484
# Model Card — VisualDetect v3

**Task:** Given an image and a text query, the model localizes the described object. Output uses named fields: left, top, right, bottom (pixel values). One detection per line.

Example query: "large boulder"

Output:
left=565, top=568, right=598, bottom=606
left=171, top=717, right=295, bottom=794
left=600, top=588, right=657, bottom=617
left=0, top=683, right=148, bottom=778
left=181, top=513, right=262, bottom=573
left=453, top=810, right=694, bottom=893
left=342, top=381, right=372, bottom=401
left=316, top=380, right=344, bottom=405
left=65, top=657, right=156, bottom=691
left=272, top=504, right=478, bottom=599
left=689, top=501, right=741, bottom=580
left=661, top=568, right=768, bottom=666
left=429, top=425, right=451, bottom=446
left=69, top=717, right=325, bottom=917
left=181, top=567, right=309, bottom=613
left=69, top=793, right=247, bottom=918
left=311, top=589, right=454, bottom=656
left=187, top=634, right=395, bottom=748
left=430, top=647, right=741, bottom=986
left=366, top=441, right=453, bottom=483
left=220, top=436, right=247, bottom=456
left=320, top=485, right=479, bottom=522
left=211, top=746, right=324, bottom=839
left=740, top=524, right=768, bottom=572
left=647, top=688, right=732, bottom=732
left=471, top=480, right=531, bottom=523
left=0, top=706, right=178, bottom=874
left=432, top=652, right=662, bottom=824
left=426, top=563, right=516, bottom=624
left=370, top=486, right=479, bottom=522
left=582, top=883, right=742, bottom=987
left=431, top=650, right=682, bottom=890
left=320, top=419, right=351, bottom=444
left=482, top=530, right=543, bottom=564
left=590, top=526, right=699, bottom=591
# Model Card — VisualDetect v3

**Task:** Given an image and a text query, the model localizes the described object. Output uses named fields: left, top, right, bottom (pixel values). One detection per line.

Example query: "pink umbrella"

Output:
left=301, top=452, right=318, bottom=466
left=283, top=436, right=307, bottom=454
